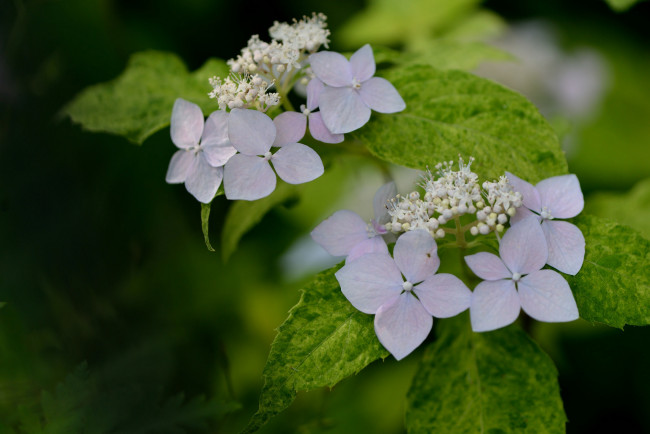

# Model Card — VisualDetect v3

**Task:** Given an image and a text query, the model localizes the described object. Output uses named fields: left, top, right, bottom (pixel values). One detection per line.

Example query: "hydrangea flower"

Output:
left=223, top=108, right=324, bottom=201
left=465, top=216, right=579, bottom=332
left=272, top=78, right=343, bottom=145
left=336, top=230, right=471, bottom=360
left=309, top=44, right=406, bottom=134
left=166, top=98, right=236, bottom=203
left=506, top=172, right=585, bottom=275
left=310, top=181, right=396, bottom=262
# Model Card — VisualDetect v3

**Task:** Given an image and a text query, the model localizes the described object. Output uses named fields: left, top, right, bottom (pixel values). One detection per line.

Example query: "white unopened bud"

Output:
left=470, top=226, right=479, bottom=236
left=435, top=229, right=445, bottom=238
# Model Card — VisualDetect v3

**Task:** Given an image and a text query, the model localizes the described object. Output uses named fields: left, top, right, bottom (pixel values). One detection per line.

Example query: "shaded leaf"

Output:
left=406, top=314, right=566, bottom=433
left=352, top=65, right=568, bottom=183
left=567, top=214, right=650, bottom=328
left=64, top=51, right=227, bottom=144
left=584, top=178, right=650, bottom=239
left=243, top=265, right=388, bottom=433
left=221, top=183, right=298, bottom=261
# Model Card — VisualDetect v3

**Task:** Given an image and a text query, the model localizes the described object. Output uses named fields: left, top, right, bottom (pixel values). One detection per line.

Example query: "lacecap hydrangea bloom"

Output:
left=223, top=109, right=324, bottom=200
left=165, top=98, right=236, bottom=203
left=311, top=181, right=397, bottom=262
left=310, top=44, right=406, bottom=134
left=465, top=216, right=579, bottom=332
left=335, top=230, right=471, bottom=360
left=506, top=172, right=585, bottom=275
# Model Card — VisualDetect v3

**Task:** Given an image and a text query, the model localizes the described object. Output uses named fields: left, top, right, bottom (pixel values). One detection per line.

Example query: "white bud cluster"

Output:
left=208, top=73, right=280, bottom=111
left=269, top=13, right=330, bottom=52
left=228, top=35, right=301, bottom=76
left=473, top=177, right=523, bottom=235
left=384, top=157, right=523, bottom=240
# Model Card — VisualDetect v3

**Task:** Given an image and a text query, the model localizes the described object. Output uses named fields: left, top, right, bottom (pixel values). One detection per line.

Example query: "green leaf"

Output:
left=402, top=39, right=513, bottom=71
left=221, top=183, right=298, bottom=261
left=406, top=315, right=566, bottom=433
left=584, top=178, right=650, bottom=239
left=604, top=0, right=645, bottom=11
left=567, top=214, right=650, bottom=328
left=64, top=51, right=228, bottom=144
left=201, top=202, right=215, bottom=252
left=243, top=265, right=388, bottom=433
left=352, top=65, right=568, bottom=183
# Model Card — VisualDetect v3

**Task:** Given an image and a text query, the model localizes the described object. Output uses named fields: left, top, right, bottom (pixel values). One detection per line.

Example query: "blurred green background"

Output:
left=1, top=0, right=649, bottom=432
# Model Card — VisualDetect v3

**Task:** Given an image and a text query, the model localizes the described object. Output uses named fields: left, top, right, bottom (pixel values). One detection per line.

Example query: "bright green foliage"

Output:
left=221, top=183, right=298, bottom=261
left=402, top=40, right=512, bottom=71
left=567, top=215, right=650, bottom=328
left=352, top=65, right=568, bottom=183
left=406, top=315, right=566, bottom=433
left=336, top=0, right=480, bottom=48
left=604, top=0, right=645, bottom=11
left=201, top=203, right=216, bottom=252
left=584, top=178, right=650, bottom=239
left=26, top=362, right=240, bottom=434
left=64, top=51, right=227, bottom=145
left=243, top=265, right=388, bottom=433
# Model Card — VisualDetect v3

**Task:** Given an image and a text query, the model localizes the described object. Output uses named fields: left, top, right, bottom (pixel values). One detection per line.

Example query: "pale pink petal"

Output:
left=500, top=216, right=547, bottom=275
left=335, top=253, right=404, bottom=314
left=307, top=112, right=344, bottom=144
left=347, top=236, right=388, bottom=263
left=542, top=220, right=585, bottom=275
left=202, top=144, right=237, bottom=168
left=349, top=44, right=376, bottom=82
left=309, top=51, right=353, bottom=87
left=184, top=156, right=223, bottom=204
left=165, top=150, right=195, bottom=184
left=518, top=270, right=579, bottom=322
left=271, top=143, right=324, bottom=184
left=201, top=111, right=237, bottom=167
left=536, top=174, right=584, bottom=219
left=306, top=77, right=325, bottom=111
left=414, top=273, right=471, bottom=318
left=506, top=172, right=541, bottom=213
left=470, top=280, right=521, bottom=332
left=311, top=210, right=369, bottom=256
left=509, top=205, right=539, bottom=225
left=273, top=111, right=306, bottom=146
left=319, top=86, right=371, bottom=134
left=358, top=77, right=406, bottom=114
left=464, top=252, right=511, bottom=280
left=374, top=293, right=433, bottom=360
left=373, top=181, right=397, bottom=224
left=228, top=108, right=275, bottom=155
left=223, top=154, right=276, bottom=201
left=170, top=98, right=203, bottom=148
left=393, top=229, right=439, bottom=283
left=201, top=110, right=229, bottom=146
